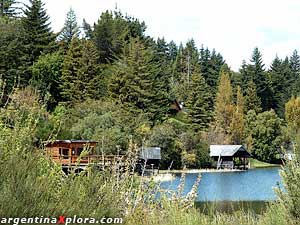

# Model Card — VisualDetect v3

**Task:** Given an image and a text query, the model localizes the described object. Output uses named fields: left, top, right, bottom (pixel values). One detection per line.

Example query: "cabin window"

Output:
left=77, top=148, right=84, bottom=156
left=72, top=148, right=76, bottom=155
left=59, top=148, right=62, bottom=155
left=62, top=148, right=69, bottom=159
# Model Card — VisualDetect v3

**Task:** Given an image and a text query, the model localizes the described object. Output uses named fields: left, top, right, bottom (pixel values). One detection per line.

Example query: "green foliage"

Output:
left=229, top=86, right=245, bottom=144
left=214, top=70, right=234, bottom=136
left=58, top=8, right=80, bottom=44
left=199, top=47, right=225, bottom=96
left=22, top=0, right=57, bottom=81
left=290, top=50, right=300, bottom=96
left=244, top=80, right=262, bottom=113
left=147, top=123, right=181, bottom=169
left=246, top=110, right=284, bottom=162
left=172, top=40, right=201, bottom=102
left=276, top=155, right=300, bottom=221
left=285, top=96, right=300, bottom=134
left=285, top=96, right=300, bottom=158
left=179, top=131, right=211, bottom=168
left=0, top=0, right=19, bottom=17
left=242, top=48, right=272, bottom=111
left=60, top=38, right=104, bottom=102
left=269, top=56, right=292, bottom=117
left=0, top=17, right=26, bottom=101
left=31, top=51, right=64, bottom=108
left=93, top=10, right=146, bottom=63
left=109, top=38, right=170, bottom=123
left=185, top=73, right=213, bottom=131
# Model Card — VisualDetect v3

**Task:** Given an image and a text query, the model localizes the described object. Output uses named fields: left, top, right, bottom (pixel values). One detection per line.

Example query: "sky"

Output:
left=24, top=0, right=300, bottom=71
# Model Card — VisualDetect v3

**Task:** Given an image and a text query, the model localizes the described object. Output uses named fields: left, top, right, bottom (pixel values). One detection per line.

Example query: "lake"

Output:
left=160, top=167, right=282, bottom=213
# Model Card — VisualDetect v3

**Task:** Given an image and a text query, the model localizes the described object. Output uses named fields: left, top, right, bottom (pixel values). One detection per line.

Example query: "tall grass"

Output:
left=0, top=88, right=299, bottom=225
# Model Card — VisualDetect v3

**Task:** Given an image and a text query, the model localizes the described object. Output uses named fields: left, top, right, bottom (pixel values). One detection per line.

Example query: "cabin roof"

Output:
left=45, top=140, right=98, bottom=147
left=210, top=145, right=250, bottom=157
left=140, top=147, right=161, bottom=160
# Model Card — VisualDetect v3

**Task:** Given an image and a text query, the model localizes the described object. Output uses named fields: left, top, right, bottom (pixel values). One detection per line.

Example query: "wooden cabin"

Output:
left=45, top=140, right=128, bottom=171
left=169, top=100, right=183, bottom=114
left=210, top=145, right=251, bottom=170
left=45, top=140, right=98, bottom=166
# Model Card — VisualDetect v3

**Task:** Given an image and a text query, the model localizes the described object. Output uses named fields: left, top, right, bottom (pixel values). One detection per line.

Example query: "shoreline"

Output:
left=159, top=166, right=281, bottom=174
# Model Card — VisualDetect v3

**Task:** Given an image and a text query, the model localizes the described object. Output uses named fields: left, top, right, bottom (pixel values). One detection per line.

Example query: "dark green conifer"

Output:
left=185, top=73, right=213, bottom=131
left=22, top=0, right=56, bottom=81
left=109, top=38, right=169, bottom=123
left=60, top=38, right=102, bottom=102
left=244, top=80, right=262, bottom=113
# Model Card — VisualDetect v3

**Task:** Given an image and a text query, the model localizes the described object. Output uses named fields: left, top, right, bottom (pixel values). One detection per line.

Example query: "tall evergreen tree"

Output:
left=58, top=8, right=80, bottom=44
left=246, top=47, right=272, bottom=110
left=269, top=56, right=291, bottom=116
left=239, top=60, right=250, bottom=92
left=290, top=50, right=300, bottom=96
left=0, top=17, right=25, bottom=101
left=230, top=86, right=245, bottom=144
left=185, top=73, right=213, bottom=131
left=200, top=47, right=225, bottom=95
left=108, top=38, right=169, bottom=123
left=214, top=70, right=235, bottom=134
left=244, top=79, right=262, bottom=113
left=82, top=19, right=93, bottom=39
left=93, top=10, right=146, bottom=63
left=60, top=38, right=102, bottom=102
left=22, top=0, right=56, bottom=81
left=172, top=40, right=200, bottom=102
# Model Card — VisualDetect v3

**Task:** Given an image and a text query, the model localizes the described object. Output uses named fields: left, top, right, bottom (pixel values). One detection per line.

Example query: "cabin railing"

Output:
left=50, top=155, right=127, bottom=166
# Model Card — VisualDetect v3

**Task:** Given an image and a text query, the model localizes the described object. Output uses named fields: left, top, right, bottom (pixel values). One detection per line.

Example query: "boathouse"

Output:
left=210, top=145, right=251, bottom=170
left=138, top=147, right=161, bottom=174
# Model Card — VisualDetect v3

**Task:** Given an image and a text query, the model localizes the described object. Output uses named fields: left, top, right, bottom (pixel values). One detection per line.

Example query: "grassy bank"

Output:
left=250, top=158, right=280, bottom=168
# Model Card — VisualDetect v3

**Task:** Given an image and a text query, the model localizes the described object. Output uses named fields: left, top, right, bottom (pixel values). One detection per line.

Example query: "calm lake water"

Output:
left=160, top=167, right=282, bottom=213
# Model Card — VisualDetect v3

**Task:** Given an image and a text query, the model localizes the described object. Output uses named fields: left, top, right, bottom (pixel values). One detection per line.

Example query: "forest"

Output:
left=1, top=0, right=300, bottom=224
left=2, top=0, right=300, bottom=169
left=1, top=0, right=300, bottom=169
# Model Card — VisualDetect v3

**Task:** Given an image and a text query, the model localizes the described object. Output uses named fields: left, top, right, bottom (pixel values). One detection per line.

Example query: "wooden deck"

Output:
left=50, top=154, right=128, bottom=168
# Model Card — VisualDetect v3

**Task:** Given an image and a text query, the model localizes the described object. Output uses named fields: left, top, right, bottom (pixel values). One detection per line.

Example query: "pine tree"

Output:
left=185, top=73, right=213, bottom=131
left=200, top=47, right=225, bottom=95
left=0, top=17, right=25, bottom=101
left=80, top=40, right=104, bottom=98
left=58, top=8, right=80, bottom=44
left=230, top=86, right=245, bottom=144
left=247, top=47, right=272, bottom=110
left=82, top=19, right=93, bottom=39
left=60, top=38, right=102, bottom=102
left=108, top=38, right=169, bottom=123
left=172, top=40, right=201, bottom=102
left=214, top=70, right=235, bottom=134
left=244, top=80, right=262, bottom=113
left=290, top=50, right=300, bottom=96
left=0, top=0, right=19, bottom=17
left=269, top=56, right=291, bottom=116
left=93, top=10, right=146, bottom=63
left=240, top=60, right=251, bottom=92
left=22, top=0, right=56, bottom=81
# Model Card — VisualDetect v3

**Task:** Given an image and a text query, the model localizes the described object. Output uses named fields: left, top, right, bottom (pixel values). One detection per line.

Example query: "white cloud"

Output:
left=24, top=0, right=300, bottom=71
